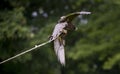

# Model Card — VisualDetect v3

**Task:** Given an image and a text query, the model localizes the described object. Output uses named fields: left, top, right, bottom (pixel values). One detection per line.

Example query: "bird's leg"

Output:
left=62, top=29, right=67, bottom=46
left=58, top=29, right=67, bottom=46
left=58, top=37, right=65, bottom=46
left=62, top=39, right=65, bottom=46
left=58, top=37, right=63, bottom=46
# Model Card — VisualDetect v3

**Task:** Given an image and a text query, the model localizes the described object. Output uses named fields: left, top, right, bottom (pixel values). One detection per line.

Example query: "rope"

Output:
left=0, top=40, right=53, bottom=64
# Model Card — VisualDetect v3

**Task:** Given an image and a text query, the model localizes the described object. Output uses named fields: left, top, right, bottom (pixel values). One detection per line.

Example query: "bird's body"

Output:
left=50, top=21, right=75, bottom=66
left=50, top=11, right=91, bottom=66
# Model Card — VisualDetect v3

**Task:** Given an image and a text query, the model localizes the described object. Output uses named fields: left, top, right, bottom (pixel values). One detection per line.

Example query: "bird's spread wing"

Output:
left=59, top=11, right=91, bottom=22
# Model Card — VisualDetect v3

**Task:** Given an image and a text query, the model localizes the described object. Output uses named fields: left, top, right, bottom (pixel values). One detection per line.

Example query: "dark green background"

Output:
left=0, top=0, right=120, bottom=74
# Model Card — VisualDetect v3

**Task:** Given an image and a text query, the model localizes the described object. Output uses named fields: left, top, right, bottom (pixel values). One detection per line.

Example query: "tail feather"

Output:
left=54, top=38, right=65, bottom=66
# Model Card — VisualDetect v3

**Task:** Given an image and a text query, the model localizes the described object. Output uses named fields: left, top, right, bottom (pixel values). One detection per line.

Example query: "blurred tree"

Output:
left=0, top=0, right=120, bottom=74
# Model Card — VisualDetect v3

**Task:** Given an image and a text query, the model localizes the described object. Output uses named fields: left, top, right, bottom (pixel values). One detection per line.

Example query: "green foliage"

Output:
left=0, top=0, right=120, bottom=74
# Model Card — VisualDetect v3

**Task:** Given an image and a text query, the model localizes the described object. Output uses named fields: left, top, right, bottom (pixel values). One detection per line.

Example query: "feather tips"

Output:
left=54, top=38, right=65, bottom=66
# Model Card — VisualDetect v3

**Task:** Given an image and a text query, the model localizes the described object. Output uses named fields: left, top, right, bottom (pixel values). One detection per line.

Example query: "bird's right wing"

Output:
left=61, top=11, right=91, bottom=22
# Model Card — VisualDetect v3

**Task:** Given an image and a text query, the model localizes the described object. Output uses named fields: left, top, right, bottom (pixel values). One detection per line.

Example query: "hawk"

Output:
left=49, top=11, right=91, bottom=66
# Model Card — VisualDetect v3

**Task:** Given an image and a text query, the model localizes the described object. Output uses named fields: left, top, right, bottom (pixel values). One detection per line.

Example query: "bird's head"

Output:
left=58, top=16, right=67, bottom=23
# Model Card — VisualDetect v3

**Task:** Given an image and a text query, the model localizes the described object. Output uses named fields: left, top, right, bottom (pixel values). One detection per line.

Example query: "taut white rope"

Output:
left=0, top=40, right=52, bottom=64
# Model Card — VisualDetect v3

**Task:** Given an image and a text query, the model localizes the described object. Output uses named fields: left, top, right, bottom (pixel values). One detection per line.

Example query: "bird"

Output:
left=49, top=11, right=91, bottom=66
